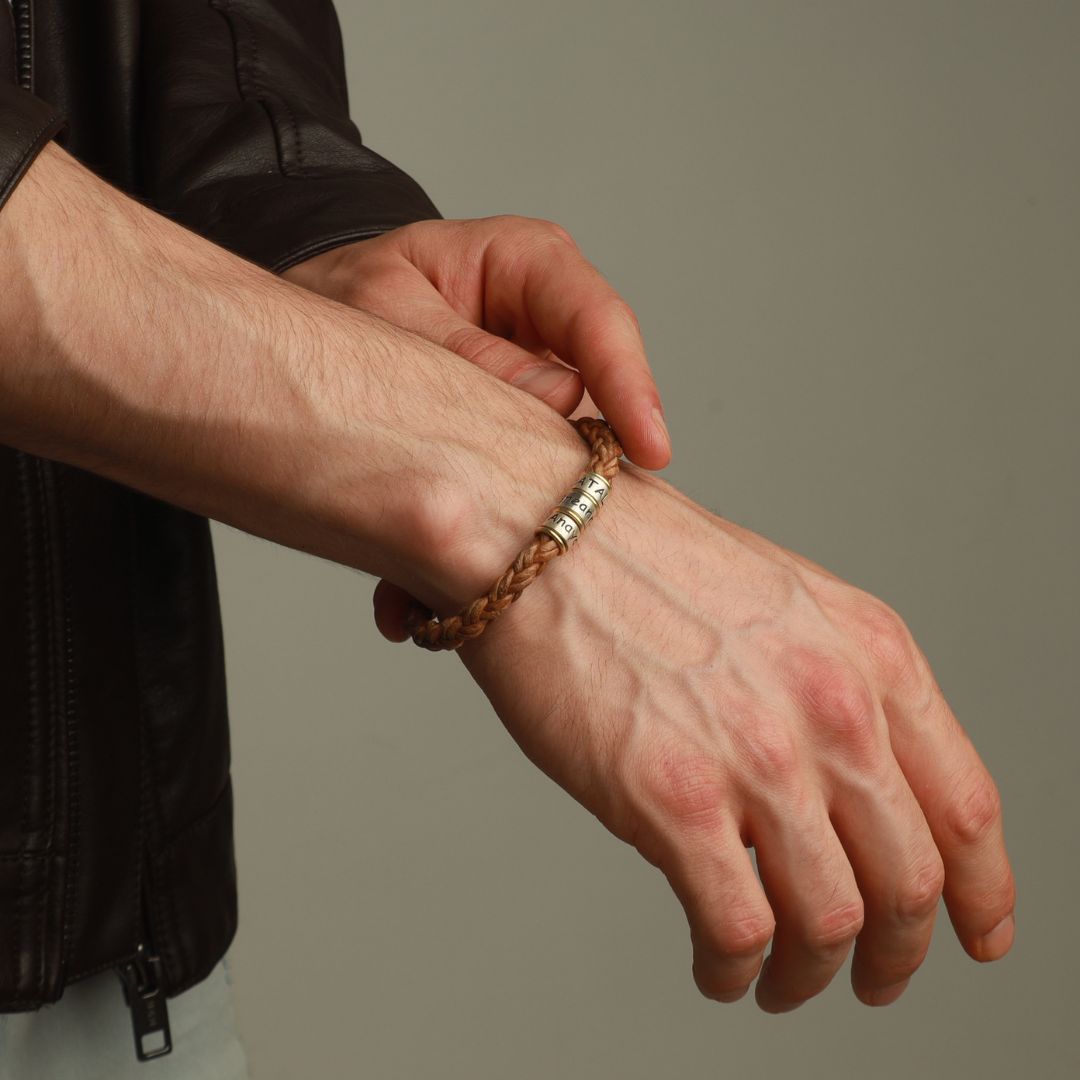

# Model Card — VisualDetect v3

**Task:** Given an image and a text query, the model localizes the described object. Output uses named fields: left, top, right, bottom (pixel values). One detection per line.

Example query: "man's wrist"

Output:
left=390, top=377, right=594, bottom=619
left=0, top=141, right=601, bottom=613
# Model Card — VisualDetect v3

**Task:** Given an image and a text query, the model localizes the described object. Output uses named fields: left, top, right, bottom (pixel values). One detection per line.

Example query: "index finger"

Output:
left=885, top=675, right=1016, bottom=962
left=484, top=223, right=672, bottom=470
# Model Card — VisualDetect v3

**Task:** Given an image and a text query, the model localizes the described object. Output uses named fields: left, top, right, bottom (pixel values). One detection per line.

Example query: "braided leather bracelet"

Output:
left=403, top=416, right=624, bottom=651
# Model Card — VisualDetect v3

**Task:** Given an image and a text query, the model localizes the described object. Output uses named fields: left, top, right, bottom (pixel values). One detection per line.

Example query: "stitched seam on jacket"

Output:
left=32, top=458, right=54, bottom=1000
left=126, top=500, right=172, bottom=982
left=57, top=468, right=80, bottom=988
left=209, top=0, right=303, bottom=175
left=235, top=3, right=302, bottom=171
left=10, top=455, right=41, bottom=1006
left=236, top=2, right=304, bottom=172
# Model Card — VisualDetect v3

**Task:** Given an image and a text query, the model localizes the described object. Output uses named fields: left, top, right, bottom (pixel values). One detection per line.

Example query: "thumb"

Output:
left=388, top=287, right=585, bottom=415
left=372, top=578, right=416, bottom=643
left=435, top=312, right=584, bottom=415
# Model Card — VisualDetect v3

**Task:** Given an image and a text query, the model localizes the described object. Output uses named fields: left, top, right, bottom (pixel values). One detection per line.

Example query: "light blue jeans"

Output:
left=0, top=955, right=250, bottom=1079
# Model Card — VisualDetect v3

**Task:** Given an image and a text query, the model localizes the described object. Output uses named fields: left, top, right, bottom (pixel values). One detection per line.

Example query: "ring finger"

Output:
left=751, top=793, right=865, bottom=1012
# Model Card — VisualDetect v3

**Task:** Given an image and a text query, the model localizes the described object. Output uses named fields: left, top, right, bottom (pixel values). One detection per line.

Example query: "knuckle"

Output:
left=855, top=598, right=924, bottom=687
left=535, top=217, right=577, bottom=246
left=609, top=295, right=641, bottom=331
left=894, top=857, right=946, bottom=922
left=733, top=716, right=801, bottom=786
left=567, top=296, right=638, bottom=354
left=796, top=655, right=881, bottom=753
left=944, top=773, right=1002, bottom=847
left=608, top=295, right=642, bottom=336
left=701, top=913, right=776, bottom=960
left=486, top=214, right=542, bottom=258
left=504, top=215, right=577, bottom=253
left=488, top=212, right=529, bottom=230
left=644, top=752, right=724, bottom=831
left=804, top=899, right=865, bottom=952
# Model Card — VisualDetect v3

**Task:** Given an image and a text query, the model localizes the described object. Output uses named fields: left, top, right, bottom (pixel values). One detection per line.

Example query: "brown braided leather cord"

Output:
left=403, top=416, right=623, bottom=651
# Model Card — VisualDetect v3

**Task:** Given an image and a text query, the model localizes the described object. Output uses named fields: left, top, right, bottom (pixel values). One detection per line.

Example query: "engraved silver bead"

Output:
left=559, top=489, right=598, bottom=528
left=575, top=470, right=611, bottom=505
left=537, top=508, right=583, bottom=550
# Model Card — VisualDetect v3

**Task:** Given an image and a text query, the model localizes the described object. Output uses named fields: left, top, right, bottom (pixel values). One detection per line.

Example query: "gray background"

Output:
left=212, top=2, right=1079, bottom=1077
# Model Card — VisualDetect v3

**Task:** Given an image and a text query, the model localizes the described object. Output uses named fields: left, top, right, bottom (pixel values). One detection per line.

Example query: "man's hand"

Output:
left=281, top=217, right=672, bottom=470
left=2, top=143, right=1014, bottom=1014
left=285, top=217, right=1016, bottom=1011
left=430, top=464, right=1016, bottom=1012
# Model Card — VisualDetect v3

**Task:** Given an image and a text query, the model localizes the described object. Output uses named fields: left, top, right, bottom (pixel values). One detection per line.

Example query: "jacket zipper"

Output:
left=114, top=835, right=174, bottom=1060
left=13, top=0, right=32, bottom=90
left=116, top=941, right=173, bottom=1061
left=114, top=630, right=174, bottom=1063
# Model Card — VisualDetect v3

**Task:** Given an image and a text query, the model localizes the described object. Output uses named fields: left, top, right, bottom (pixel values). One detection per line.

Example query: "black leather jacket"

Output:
left=0, top=0, right=439, bottom=1060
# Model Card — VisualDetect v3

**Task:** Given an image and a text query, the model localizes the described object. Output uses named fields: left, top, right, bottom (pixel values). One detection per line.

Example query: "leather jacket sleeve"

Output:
left=0, top=82, right=65, bottom=215
left=139, top=0, right=442, bottom=274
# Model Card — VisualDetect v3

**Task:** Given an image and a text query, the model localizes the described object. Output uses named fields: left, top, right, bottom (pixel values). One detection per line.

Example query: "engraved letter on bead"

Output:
left=538, top=508, right=582, bottom=550
left=575, top=471, right=611, bottom=505
left=559, top=490, right=596, bottom=527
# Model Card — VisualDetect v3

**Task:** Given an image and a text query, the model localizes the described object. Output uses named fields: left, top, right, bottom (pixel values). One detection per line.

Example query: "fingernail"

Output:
left=976, top=912, right=1014, bottom=961
left=651, top=404, right=671, bottom=452
left=511, top=365, right=575, bottom=398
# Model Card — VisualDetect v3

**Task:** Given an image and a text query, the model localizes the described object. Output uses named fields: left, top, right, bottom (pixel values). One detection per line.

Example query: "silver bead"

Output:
left=559, top=489, right=597, bottom=528
left=575, top=470, right=611, bottom=505
left=537, top=508, right=583, bottom=550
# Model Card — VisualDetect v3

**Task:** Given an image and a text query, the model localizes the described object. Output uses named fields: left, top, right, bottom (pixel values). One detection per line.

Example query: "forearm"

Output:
left=0, top=143, right=586, bottom=612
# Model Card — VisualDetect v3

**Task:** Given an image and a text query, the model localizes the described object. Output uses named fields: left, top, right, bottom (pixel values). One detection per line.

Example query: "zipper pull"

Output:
left=117, top=944, right=173, bottom=1061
